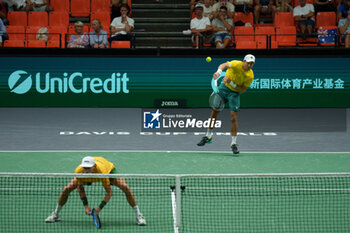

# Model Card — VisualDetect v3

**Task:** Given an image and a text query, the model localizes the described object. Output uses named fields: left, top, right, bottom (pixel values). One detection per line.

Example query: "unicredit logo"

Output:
left=8, top=70, right=32, bottom=94
left=8, top=70, right=130, bottom=94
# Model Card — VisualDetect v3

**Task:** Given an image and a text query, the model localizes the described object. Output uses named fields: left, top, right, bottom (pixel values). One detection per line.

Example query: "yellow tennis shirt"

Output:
left=75, top=157, right=116, bottom=187
left=224, top=60, right=254, bottom=92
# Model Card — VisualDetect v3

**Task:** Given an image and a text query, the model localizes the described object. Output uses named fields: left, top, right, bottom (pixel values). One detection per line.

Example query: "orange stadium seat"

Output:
left=49, top=12, right=69, bottom=27
left=48, top=26, right=67, bottom=48
left=28, top=11, right=48, bottom=27
left=111, top=41, right=130, bottom=48
left=27, top=40, right=46, bottom=48
left=234, top=12, right=254, bottom=26
left=255, top=26, right=276, bottom=49
left=316, top=12, right=336, bottom=27
left=91, top=0, right=110, bottom=12
left=4, top=40, right=25, bottom=47
left=276, top=26, right=296, bottom=46
left=235, top=40, right=256, bottom=49
left=234, top=26, right=254, bottom=44
left=275, top=12, right=294, bottom=27
left=46, top=40, right=61, bottom=48
left=8, top=12, right=27, bottom=26
left=50, top=0, right=69, bottom=12
left=90, top=12, right=111, bottom=30
left=26, top=26, right=42, bottom=41
left=6, top=26, right=26, bottom=41
left=70, top=0, right=91, bottom=17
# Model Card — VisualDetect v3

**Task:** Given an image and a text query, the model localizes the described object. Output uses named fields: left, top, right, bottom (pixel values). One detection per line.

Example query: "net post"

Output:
left=175, top=175, right=181, bottom=229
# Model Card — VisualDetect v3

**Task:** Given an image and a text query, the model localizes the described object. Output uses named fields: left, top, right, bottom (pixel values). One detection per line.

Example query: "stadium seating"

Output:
left=276, top=26, right=297, bottom=46
left=111, top=41, right=131, bottom=48
left=7, top=12, right=27, bottom=26
left=235, top=40, right=257, bottom=49
left=48, top=26, right=67, bottom=48
left=70, top=0, right=91, bottom=17
left=6, top=26, right=26, bottom=41
left=28, top=12, right=49, bottom=27
left=316, top=12, right=336, bottom=27
left=255, top=26, right=277, bottom=49
left=49, top=12, right=69, bottom=27
left=274, top=12, right=294, bottom=27
left=50, top=0, right=69, bottom=12
left=90, top=12, right=111, bottom=29
left=4, top=40, right=26, bottom=47
left=91, top=0, right=110, bottom=12
left=234, top=12, right=254, bottom=26
left=27, top=40, right=46, bottom=48
left=26, top=26, right=42, bottom=41
left=46, top=40, right=61, bottom=48
left=234, top=26, right=254, bottom=44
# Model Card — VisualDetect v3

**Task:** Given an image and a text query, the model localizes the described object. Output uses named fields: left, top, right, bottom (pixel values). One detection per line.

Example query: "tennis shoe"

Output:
left=137, top=214, right=146, bottom=226
left=231, top=144, right=240, bottom=155
left=197, top=136, right=212, bottom=146
left=45, top=212, right=61, bottom=223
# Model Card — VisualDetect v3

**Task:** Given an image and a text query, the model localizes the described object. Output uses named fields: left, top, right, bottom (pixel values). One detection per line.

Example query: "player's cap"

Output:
left=80, top=156, right=95, bottom=168
left=194, top=3, right=204, bottom=9
left=244, top=54, right=255, bottom=63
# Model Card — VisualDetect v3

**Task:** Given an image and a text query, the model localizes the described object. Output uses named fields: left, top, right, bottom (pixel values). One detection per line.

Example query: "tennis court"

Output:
left=0, top=107, right=350, bottom=233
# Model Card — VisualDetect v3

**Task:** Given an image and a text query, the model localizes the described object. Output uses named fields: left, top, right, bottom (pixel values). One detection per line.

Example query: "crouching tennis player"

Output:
left=197, top=54, right=255, bottom=155
left=45, top=156, right=146, bottom=226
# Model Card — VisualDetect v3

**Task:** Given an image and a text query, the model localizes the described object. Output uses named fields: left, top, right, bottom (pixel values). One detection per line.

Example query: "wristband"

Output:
left=81, top=197, right=88, bottom=206
left=230, top=81, right=237, bottom=88
left=99, top=201, right=107, bottom=210
left=216, top=69, right=222, bottom=75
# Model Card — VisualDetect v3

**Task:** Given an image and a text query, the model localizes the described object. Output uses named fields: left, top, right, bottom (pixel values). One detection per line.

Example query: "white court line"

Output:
left=170, top=189, right=179, bottom=233
left=0, top=150, right=349, bottom=154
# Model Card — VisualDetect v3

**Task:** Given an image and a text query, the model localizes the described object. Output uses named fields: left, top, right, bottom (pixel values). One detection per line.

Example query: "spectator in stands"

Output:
left=67, top=21, right=89, bottom=48
left=2, top=0, right=26, bottom=11
left=233, top=0, right=254, bottom=14
left=203, top=0, right=214, bottom=20
left=213, top=0, right=235, bottom=18
left=0, top=1, right=8, bottom=25
left=338, top=8, right=350, bottom=48
left=190, top=0, right=204, bottom=15
left=191, top=3, right=212, bottom=48
left=25, top=0, right=53, bottom=12
left=0, top=18, right=8, bottom=45
left=338, top=0, right=350, bottom=19
left=109, top=4, right=134, bottom=43
left=314, top=0, right=336, bottom=13
left=212, top=5, right=233, bottom=48
left=254, top=0, right=277, bottom=24
left=111, top=0, right=128, bottom=22
left=90, top=19, right=109, bottom=48
left=293, top=0, right=314, bottom=40
left=276, top=0, right=293, bottom=12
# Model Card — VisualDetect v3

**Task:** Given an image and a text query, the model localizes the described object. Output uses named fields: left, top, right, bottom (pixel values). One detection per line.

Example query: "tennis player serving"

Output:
left=197, top=54, right=255, bottom=155
left=45, top=156, right=146, bottom=226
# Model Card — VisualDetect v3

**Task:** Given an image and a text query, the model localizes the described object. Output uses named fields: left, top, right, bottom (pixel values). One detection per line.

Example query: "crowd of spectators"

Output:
left=190, top=0, right=349, bottom=47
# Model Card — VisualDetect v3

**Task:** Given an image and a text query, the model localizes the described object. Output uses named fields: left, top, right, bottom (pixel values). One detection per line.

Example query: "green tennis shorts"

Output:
left=110, top=168, right=117, bottom=174
left=217, top=83, right=241, bottom=112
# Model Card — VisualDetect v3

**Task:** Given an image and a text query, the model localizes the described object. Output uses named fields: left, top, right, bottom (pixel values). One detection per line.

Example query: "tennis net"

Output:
left=1, top=173, right=350, bottom=233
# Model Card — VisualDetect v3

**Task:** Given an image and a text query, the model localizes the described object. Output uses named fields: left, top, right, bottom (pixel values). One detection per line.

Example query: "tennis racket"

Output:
left=89, top=208, right=101, bottom=229
left=209, top=72, right=225, bottom=112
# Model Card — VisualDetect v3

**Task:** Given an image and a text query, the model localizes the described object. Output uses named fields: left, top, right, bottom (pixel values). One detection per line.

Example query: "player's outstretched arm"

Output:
left=77, top=185, right=91, bottom=215
left=213, top=62, right=230, bottom=79
left=96, top=185, right=113, bottom=214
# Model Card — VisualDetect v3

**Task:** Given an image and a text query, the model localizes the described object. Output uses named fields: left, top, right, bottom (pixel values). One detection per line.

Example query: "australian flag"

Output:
left=318, top=28, right=337, bottom=45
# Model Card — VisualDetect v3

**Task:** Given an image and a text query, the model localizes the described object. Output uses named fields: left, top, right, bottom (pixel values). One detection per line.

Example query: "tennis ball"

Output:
left=206, top=57, right=212, bottom=63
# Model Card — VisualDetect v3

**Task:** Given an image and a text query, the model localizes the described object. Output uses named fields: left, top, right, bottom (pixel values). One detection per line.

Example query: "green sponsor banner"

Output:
left=0, top=57, right=349, bottom=107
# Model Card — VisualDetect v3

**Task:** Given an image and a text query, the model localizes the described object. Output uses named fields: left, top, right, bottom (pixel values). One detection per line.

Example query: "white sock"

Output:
left=231, top=136, right=237, bottom=145
left=54, top=204, right=62, bottom=215
left=206, top=128, right=213, bottom=138
left=133, top=205, right=141, bottom=216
